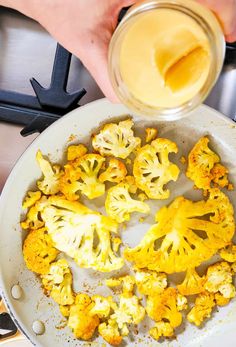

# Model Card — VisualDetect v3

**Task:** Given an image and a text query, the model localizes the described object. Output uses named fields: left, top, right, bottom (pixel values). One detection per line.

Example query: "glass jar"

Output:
left=109, top=0, right=225, bottom=120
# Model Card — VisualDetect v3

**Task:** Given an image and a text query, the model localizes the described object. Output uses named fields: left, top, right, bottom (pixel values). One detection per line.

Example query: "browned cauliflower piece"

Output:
left=214, top=292, right=230, bottom=306
left=177, top=268, right=206, bottom=295
left=68, top=293, right=99, bottom=340
left=36, top=150, right=63, bottom=195
left=60, top=154, right=105, bottom=200
left=186, top=137, right=229, bottom=190
left=133, top=138, right=180, bottom=199
left=187, top=291, right=216, bottom=326
left=92, top=119, right=141, bottom=159
left=98, top=319, right=122, bottom=346
left=99, top=158, right=127, bottom=183
left=125, top=189, right=235, bottom=273
left=23, top=227, right=59, bottom=274
left=149, top=321, right=174, bottom=341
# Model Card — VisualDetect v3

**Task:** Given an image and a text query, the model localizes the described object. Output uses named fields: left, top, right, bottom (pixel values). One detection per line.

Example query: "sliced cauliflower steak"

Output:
left=133, top=138, right=180, bottom=199
left=41, top=197, right=124, bottom=272
left=124, top=189, right=235, bottom=273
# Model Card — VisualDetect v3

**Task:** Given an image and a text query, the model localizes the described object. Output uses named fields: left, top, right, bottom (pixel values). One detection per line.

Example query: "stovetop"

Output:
left=0, top=7, right=236, bottom=194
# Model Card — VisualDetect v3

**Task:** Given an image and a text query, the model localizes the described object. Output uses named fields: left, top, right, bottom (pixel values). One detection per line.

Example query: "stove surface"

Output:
left=0, top=8, right=236, bottom=192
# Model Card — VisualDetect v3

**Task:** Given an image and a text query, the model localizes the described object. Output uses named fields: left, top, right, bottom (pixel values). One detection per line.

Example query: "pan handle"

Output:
left=0, top=298, right=22, bottom=344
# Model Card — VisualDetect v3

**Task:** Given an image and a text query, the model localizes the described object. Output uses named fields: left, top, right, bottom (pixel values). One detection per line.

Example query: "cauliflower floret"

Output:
left=67, top=144, right=87, bottom=161
left=36, top=150, right=63, bottom=195
left=145, top=127, right=158, bottom=143
left=177, top=268, right=206, bottom=295
left=135, top=270, right=167, bottom=296
left=60, top=154, right=105, bottom=200
left=149, top=321, right=174, bottom=341
left=111, top=293, right=145, bottom=334
left=105, top=183, right=150, bottom=223
left=122, top=175, right=138, bottom=194
left=176, top=293, right=188, bottom=311
left=90, top=295, right=116, bottom=318
left=220, top=244, right=236, bottom=262
left=214, top=292, right=230, bottom=306
left=186, top=137, right=229, bottom=190
left=23, top=227, right=58, bottom=275
left=98, top=319, right=122, bottom=346
left=22, top=191, right=42, bottom=209
left=204, top=262, right=235, bottom=299
left=41, top=259, right=74, bottom=305
left=21, top=196, right=48, bottom=230
left=60, top=305, right=70, bottom=317
left=41, top=197, right=124, bottom=272
left=187, top=291, right=215, bottom=326
left=124, top=189, right=235, bottom=273
left=211, top=163, right=229, bottom=188
left=106, top=275, right=135, bottom=294
left=99, top=158, right=127, bottom=183
left=92, top=119, right=141, bottom=159
left=133, top=138, right=180, bottom=199
left=231, top=262, right=236, bottom=273
left=146, top=288, right=183, bottom=329
left=68, top=293, right=99, bottom=340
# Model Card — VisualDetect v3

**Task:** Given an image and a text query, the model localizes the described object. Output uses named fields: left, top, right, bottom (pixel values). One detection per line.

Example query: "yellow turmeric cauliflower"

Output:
left=90, top=295, right=116, bottom=318
left=22, top=191, right=42, bottom=209
left=204, top=261, right=235, bottom=299
left=106, top=275, right=135, bottom=294
left=41, top=259, right=74, bottom=306
left=145, top=127, right=158, bottom=143
left=67, top=144, right=87, bottom=161
left=60, top=154, right=105, bottom=200
left=135, top=270, right=167, bottom=296
left=92, top=119, right=141, bottom=159
left=21, top=196, right=48, bottom=230
left=110, top=293, right=145, bottom=336
left=214, top=292, right=230, bottom=306
left=124, top=189, right=235, bottom=273
left=133, top=138, right=180, bottom=199
left=187, top=291, right=216, bottom=326
left=41, top=197, right=124, bottom=272
left=177, top=268, right=206, bottom=296
left=99, top=319, right=122, bottom=346
left=99, top=158, right=127, bottom=183
left=211, top=163, right=229, bottom=188
left=186, top=137, right=229, bottom=190
left=36, top=150, right=63, bottom=195
left=146, top=288, right=184, bottom=337
left=149, top=321, right=174, bottom=341
left=220, top=244, right=236, bottom=262
left=122, top=175, right=138, bottom=194
left=105, top=183, right=150, bottom=223
left=23, top=227, right=58, bottom=275
left=68, top=293, right=99, bottom=340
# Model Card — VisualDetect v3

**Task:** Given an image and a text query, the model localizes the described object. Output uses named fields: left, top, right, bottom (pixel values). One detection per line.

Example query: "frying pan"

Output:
left=0, top=98, right=236, bottom=346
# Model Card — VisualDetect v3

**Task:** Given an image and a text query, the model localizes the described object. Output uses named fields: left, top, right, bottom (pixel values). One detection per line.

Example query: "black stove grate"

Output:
left=0, top=44, right=86, bottom=137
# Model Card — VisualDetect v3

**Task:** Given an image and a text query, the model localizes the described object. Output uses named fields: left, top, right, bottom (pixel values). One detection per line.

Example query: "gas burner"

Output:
left=0, top=44, right=86, bottom=137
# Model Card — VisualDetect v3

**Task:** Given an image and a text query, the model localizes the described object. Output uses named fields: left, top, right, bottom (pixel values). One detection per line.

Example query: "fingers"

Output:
left=197, top=0, right=236, bottom=42
left=78, top=41, right=119, bottom=103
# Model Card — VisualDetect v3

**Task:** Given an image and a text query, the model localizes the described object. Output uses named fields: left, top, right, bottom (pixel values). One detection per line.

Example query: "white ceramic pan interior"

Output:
left=0, top=99, right=236, bottom=347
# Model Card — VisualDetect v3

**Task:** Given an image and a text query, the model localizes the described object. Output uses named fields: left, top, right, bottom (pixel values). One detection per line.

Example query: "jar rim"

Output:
left=109, top=0, right=225, bottom=120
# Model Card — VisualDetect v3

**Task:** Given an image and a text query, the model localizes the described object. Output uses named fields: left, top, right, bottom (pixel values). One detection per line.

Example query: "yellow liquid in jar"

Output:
left=120, top=9, right=211, bottom=108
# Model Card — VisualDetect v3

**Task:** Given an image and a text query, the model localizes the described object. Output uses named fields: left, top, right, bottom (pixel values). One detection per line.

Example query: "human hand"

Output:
left=196, top=0, right=236, bottom=42
left=24, top=0, right=137, bottom=102
left=2, top=0, right=236, bottom=103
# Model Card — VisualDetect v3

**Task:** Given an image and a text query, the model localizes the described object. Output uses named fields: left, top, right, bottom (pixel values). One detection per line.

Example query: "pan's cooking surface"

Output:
left=0, top=99, right=236, bottom=346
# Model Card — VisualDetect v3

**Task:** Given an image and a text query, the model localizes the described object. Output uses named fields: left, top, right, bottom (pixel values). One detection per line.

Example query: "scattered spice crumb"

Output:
left=180, top=156, right=186, bottom=164
left=228, top=183, right=234, bottom=191
left=67, top=134, right=77, bottom=142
